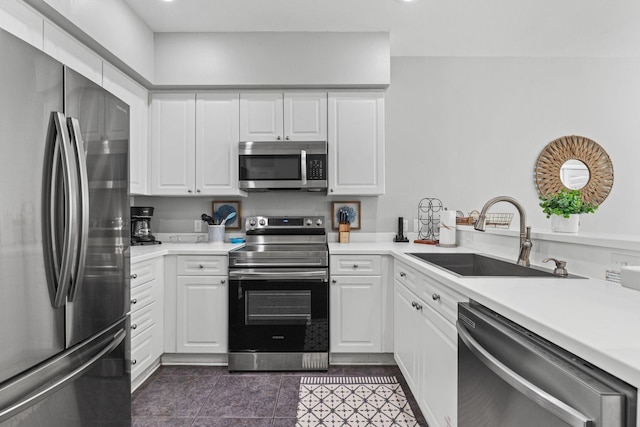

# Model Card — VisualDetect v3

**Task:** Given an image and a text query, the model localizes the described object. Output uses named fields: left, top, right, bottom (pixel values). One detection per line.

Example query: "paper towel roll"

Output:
left=439, top=210, right=457, bottom=246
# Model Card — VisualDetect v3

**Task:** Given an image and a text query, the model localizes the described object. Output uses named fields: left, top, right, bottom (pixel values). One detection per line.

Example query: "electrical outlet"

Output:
left=611, top=253, right=640, bottom=271
left=194, top=220, right=202, bottom=232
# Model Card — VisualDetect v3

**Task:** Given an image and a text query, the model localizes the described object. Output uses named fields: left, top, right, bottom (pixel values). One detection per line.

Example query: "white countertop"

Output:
left=132, top=239, right=640, bottom=391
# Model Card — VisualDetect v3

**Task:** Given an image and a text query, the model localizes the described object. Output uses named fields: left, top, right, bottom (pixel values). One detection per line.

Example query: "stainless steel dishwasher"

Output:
left=457, top=301, right=637, bottom=427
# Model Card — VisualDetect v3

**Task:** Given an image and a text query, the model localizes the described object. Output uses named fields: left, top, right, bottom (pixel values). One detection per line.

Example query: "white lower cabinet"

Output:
left=394, top=259, right=462, bottom=427
left=176, top=275, right=227, bottom=353
left=330, top=255, right=383, bottom=354
left=130, top=257, right=164, bottom=390
left=171, top=255, right=228, bottom=354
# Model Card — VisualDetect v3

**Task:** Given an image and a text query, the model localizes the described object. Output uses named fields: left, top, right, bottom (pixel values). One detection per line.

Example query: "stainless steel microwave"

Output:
left=238, top=141, right=328, bottom=192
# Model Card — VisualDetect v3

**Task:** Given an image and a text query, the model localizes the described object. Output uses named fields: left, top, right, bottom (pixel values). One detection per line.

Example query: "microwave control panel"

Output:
left=307, top=155, right=326, bottom=180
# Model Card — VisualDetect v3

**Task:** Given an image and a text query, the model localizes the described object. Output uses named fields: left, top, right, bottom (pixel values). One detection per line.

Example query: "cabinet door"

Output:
left=195, top=93, right=243, bottom=195
left=239, top=93, right=283, bottom=141
left=176, top=276, right=228, bottom=353
left=419, top=305, right=457, bottom=427
left=330, top=276, right=382, bottom=353
left=283, top=92, right=327, bottom=141
left=393, top=281, right=421, bottom=393
left=103, top=63, right=149, bottom=195
left=150, top=93, right=196, bottom=195
left=328, top=92, right=385, bottom=195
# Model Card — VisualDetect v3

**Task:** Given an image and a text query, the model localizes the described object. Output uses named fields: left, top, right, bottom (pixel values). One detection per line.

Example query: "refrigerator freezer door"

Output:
left=64, top=68, right=130, bottom=347
left=0, top=318, right=130, bottom=426
left=0, top=29, right=65, bottom=384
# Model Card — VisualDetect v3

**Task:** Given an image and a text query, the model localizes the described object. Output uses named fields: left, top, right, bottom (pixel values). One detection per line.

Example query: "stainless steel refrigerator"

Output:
left=0, top=28, right=131, bottom=426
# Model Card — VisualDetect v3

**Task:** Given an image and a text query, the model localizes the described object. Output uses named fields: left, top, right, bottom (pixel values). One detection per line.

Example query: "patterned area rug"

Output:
left=296, top=376, right=419, bottom=427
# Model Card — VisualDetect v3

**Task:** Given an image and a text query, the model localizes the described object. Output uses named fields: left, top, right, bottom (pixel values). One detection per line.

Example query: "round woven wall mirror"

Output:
left=534, top=135, right=614, bottom=206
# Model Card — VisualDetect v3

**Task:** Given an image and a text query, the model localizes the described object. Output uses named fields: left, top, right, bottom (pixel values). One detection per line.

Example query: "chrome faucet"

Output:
left=474, top=196, right=532, bottom=267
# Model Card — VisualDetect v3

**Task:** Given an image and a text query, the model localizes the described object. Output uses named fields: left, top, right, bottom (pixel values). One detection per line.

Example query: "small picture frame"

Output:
left=331, top=201, right=361, bottom=230
left=212, top=200, right=242, bottom=229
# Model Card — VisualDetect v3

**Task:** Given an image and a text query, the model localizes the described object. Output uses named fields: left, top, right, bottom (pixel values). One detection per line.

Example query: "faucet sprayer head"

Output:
left=474, top=214, right=487, bottom=232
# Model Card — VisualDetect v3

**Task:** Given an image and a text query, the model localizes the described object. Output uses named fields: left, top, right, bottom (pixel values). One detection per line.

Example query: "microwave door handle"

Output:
left=300, top=150, right=307, bottom=185
left=457, top=321, right=593, bottom=427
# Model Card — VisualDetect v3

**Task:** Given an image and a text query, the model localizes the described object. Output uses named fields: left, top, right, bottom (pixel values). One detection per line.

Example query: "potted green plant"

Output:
left=539, top=189, right=597, bottom=232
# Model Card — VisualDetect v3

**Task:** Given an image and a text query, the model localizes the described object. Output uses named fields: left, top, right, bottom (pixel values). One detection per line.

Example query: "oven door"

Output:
left=228, top=268, right=328, bottom=353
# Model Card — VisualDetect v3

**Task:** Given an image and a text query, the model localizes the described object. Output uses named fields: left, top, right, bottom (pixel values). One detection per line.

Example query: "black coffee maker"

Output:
left=131, top=206, right=161, bottom=245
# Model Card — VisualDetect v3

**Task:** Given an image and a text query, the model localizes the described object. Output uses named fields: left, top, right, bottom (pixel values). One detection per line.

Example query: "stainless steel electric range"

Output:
left=228, top=215, right=329, bottom=371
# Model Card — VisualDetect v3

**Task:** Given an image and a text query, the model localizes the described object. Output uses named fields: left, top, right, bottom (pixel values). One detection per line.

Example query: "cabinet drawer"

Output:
left=130, top=301, right=155, bottom=339
left=130, top=279, right=155, bottom=312
left=421, top=276, right=466, bottom=325
left=394, top=260, right=423, bottom=295
left=131, top=324, right=155, bottom=377
left=177, top=255, right=227, bottom=275
left=331, top=255, right=381, bottom=275
left=131, top=259, right=157, bottom=287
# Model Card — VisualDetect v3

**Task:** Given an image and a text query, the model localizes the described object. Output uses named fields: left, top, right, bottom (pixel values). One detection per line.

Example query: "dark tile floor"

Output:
left=132, top=364, right=427, bottom=427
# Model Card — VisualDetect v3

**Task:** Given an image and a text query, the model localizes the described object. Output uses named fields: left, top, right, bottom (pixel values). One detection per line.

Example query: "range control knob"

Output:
left=315, top=218, right=323, bottom=226
left=249, top=218, right=257, bottom=227
left=259, top=218, right=267, bottom=226
left=306, top=219, right=313, bottom=226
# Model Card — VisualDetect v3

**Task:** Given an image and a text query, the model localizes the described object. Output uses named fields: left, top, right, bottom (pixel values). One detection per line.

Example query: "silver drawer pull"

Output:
left=400, top=272, right=406, bottom=278
left=221, top=279, right=226, bottom=284
left=415, top=303, right=423, bottom=311
left=131, top=359, right=137, bottom=365
left=199, top=264, right=204, bottom=269
left=131, top=273, right=137, bottom=279
left=353, top=264, right=359, bottom=268
left=432, top=293, right=441, bottom=301
left=131, top=324, right=137, bottom=330
left=411, top=301, right=417, bottom=308
left=130, top=299, right=137, bottom=305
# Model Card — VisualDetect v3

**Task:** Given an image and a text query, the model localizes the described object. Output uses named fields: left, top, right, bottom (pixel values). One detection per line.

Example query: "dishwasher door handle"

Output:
left=457, top=321, right=594, bottom=427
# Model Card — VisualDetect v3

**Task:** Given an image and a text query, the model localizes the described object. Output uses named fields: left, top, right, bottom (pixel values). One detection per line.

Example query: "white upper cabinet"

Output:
left=43, top=21, right=102, bottom=86
left=150, top=93, right=196, bottom=195
left=283, top=93, right=327, bottom=141
left=0, top=0, right=43, bottom=49
left=328, top=92, right=385, bottom=195
left=195, top=93, right=242, bottom=195
left=103, top=63, right=149, bottom=195
left=150, top=92, right=245, bottom=196
left=240, top=92, right=327, bottom=141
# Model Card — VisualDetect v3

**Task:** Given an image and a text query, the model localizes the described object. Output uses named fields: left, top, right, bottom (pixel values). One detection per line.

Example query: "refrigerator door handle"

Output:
left=42, top=112, right=79, bottom=308
left=66, top=117, right=89, bottom=302
left=0, top=328, right=126, bottom=423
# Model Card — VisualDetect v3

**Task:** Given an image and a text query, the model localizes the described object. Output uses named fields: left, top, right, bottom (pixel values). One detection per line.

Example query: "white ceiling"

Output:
left=122, top=0, right=640, bottom=57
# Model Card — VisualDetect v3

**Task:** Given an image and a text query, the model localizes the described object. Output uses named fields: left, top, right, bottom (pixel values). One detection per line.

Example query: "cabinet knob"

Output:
left=285, top=136, right=290, bottom=140
left=415, top=303, right=423, bottom=311
left=199, top=264, right=204, bottom=269
left=353, top=264, right=359, bottom=268
left=332, top=279, right=337, bottom=284
left=221, top=279, right=226, bottom=284
left=130, top=273, right=137, bottom=279
left=432, top=293, right=441, bottom=301
left=277, top=136, right=281, bottom=140
left=131, top=359, right=137, bottom=365
left=131, top=324, right=137, bottom=330
left=196, top=189, right=201, bottom=193
left=399, top=272, right=406, bottom=278
left=330, top=188, right=334, bottom=193
left=188, top=189, right=192, bottom=193
left=130, top=299, right=137, bottom=305
left=411, top=301, right=417, bottom=307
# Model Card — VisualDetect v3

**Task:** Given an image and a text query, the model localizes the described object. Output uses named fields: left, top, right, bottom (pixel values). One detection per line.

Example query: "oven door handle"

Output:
left=457, top=321, right=593, bottom=427
left=230, top=261, right=326, bottom=267
left=229, top=269, right=328, bottom=281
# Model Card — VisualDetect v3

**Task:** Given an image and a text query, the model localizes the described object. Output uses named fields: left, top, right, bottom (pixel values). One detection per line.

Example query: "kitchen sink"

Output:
left=406, top=253, right=580, bottom=278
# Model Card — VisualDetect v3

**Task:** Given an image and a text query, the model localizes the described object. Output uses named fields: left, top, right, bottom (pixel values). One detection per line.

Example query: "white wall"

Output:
left=154, top=32, right=390, bottom=88
left=140, top=56, right=640, bottom=238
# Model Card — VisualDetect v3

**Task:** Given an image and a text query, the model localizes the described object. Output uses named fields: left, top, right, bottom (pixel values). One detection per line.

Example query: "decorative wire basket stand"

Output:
left=484, top=213, right=514, bottom=228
